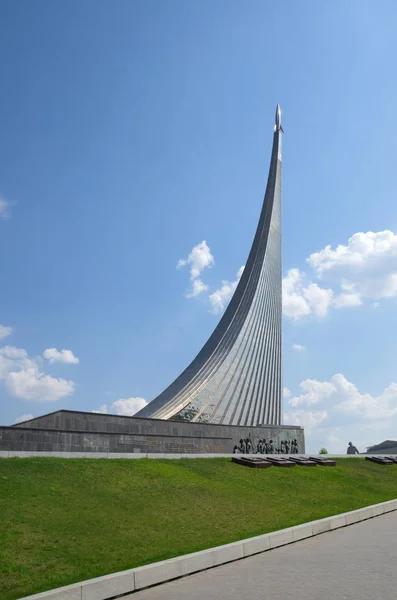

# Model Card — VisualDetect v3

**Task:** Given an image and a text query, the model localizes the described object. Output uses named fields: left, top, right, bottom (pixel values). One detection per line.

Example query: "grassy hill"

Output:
left=1, top=457, right=397, bottom=599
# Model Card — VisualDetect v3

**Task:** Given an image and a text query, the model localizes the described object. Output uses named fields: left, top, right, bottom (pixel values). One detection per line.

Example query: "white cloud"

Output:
left=308, top=230, right=397, bottom=277
left=0, top=343, right=76, bottom=402
left=308, top=230, right=397, bottom=304
left=209, top=266, right=245, bottom=314
left=178, top=240, right=214, bottom=278
left=283, top=387, right=291, bottom=398
left=236, top=266, right=245, bottom=279
left=292, top=344, right=305, bottom=352
left=332, top=375, right=397, bottom=420
left=0, top=325, right=12, bottom=340
left=284, top=230, right=397, bottom=320
left=186, top=279, right=208, bottom=298
left=92, top=404, right=108, bottom=414
left=284, top=409, right=328, bottom=435
left=282, top=270, right=311, bottom=319
left=5, top=368, right=75, bottom=401
left=284, top=374, right=397, bottom=454
left=43, top=348, right=80, bottom=365
left=111, top=397, right=148, bottom=416
left=285, top=374, right=397, bottom=452
left=303, top=283, right=334, bottom=317
left=0, top=196, right=10, bottom=219
left=177, top=241, right=215, bottom=298
left=0, top=355, right=14, bottom=379
left=0, top=346, right=34, bottom=380
left=333, top=292, right=362, bottom=308
left=15, top=414, right=34, bottom=424
left=0, top=346, right=27, bottom=359
left=282, top=269, right=334, bottom=319
left=93, top=397, right=147, bottom=416
left=289, top=378, right=336, bottom=407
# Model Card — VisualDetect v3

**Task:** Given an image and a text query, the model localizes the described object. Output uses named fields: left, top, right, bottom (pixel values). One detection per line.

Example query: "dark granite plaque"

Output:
left=289, top=457, right=316, bottom=467
left=365, top=456, right=394, bottom=465
left=265, top=457, right=296, bottom=468
left=309, top=457, right=336, bottom=466
left=232, top=456, right=272, bottom=469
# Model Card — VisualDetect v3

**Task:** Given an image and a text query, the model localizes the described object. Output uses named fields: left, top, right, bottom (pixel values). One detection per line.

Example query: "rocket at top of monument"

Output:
left=275, top=104, right=284, bottom=132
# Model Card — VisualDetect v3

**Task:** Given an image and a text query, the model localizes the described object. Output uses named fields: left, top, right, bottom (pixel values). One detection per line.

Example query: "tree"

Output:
left=319, top=447, right=328, bottom=455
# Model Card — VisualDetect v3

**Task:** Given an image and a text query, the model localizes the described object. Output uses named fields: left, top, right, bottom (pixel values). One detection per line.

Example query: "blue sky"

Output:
left=1, top=0, right=397, bottom=453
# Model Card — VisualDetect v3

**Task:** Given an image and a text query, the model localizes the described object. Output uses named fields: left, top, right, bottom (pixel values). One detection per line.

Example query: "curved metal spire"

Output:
left=136, top=106, right=283, bottom=425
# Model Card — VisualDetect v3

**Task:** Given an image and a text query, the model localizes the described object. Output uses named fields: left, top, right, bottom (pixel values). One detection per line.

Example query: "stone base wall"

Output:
left=0, top=410, right=305, bottom=454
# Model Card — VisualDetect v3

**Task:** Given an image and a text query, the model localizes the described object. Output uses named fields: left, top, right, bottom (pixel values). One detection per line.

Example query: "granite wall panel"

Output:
left=2, top=410, right=304, bottom=454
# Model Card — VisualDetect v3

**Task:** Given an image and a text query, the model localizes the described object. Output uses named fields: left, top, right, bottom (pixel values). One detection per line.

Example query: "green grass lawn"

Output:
left=1, top=457, right=397, bottom=600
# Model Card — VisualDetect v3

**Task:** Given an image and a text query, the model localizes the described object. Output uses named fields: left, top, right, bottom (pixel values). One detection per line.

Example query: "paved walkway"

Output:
left=128, top=511, right=397, bottom=600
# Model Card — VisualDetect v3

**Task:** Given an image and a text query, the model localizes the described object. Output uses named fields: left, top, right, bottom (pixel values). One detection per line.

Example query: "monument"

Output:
left=136, top=105, right=283, bottom=426
left=1, top=106, right=305, bottom=455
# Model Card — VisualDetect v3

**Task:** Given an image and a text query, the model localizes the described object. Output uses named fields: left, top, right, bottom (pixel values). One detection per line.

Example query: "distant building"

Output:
left=366, top=440, right=397, bottom=454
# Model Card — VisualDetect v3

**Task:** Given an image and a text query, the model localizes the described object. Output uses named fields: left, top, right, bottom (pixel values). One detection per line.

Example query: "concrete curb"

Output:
left=19, top=498, right=397, bottom=600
